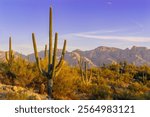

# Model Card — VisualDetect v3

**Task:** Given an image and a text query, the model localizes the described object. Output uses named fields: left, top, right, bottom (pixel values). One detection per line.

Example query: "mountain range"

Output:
left=1, top=46, right=150, bottom=67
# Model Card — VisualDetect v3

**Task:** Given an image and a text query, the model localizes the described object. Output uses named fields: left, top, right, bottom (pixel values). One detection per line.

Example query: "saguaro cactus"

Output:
left=32, top=7, right=67, bottom=99
left=78, top=57, right=92, bottom=84
left=83, top=62, right=92, bottom=84
left=5, top=37, right=16, bottom=85
left=44, top=44, right=48, bottom=59
left=5, top=37, right=14, bottom=66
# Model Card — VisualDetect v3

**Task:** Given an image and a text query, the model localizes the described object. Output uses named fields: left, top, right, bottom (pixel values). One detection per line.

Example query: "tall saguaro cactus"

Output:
left=32, top=7, right=67, bottom=99
left=5, top=37, right=14, bottom=66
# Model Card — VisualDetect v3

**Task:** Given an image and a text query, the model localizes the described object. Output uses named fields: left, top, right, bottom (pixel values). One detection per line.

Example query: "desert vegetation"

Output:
left=1, top=57, right=150, bottom=100
left=0, top=7, right=150, bottom=100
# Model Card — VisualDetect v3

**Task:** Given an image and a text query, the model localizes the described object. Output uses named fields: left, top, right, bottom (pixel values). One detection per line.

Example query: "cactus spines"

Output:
left=5, top=37, right=14, bottom=65
left=32, top=7, right=67, bottom=99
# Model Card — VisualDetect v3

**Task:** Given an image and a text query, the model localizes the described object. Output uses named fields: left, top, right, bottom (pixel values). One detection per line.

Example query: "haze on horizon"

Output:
left=0, top=0, right=150, bottom=55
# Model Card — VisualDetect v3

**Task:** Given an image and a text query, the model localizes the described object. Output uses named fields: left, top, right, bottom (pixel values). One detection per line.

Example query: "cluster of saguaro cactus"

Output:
left=78, top=57, right=92, bottom=84
left=5, top=37, right=14, bottom=66
left=32, top=7, right=67, bottom=99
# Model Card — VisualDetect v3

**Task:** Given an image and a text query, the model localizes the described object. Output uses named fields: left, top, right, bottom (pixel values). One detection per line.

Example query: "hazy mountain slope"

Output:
left=72, top=46, right=150, bottom=66
left=24, top=46, right=150, bottom=66
left=1, top=46, right=150, bottom=66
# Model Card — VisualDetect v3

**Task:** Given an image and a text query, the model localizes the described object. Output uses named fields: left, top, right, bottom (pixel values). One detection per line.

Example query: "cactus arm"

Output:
left=55, top=60, right=65, bottom=77
left=44, top=44, right=48, bottom=59
left=49, top=7, right=53, bottom=65
left=61, top=40, right=67, bottom=58
left=51, top=33, right=58, bottom=78
left=56, top=40, right=66, bottom=70
left=32, top=33, right=43, bottom=73
left=54, top=39, right=66, bottom=77
left=89, top=69, right=92, bottom=82
left=5, top=52, right=9, bottom=62
left=78, top=56, right=85, bottom=79
left=55, top=40, right=66, bottom=76
left=11, top=50, right=14, bottom=60
left=85, top=62, right=87, bottom=82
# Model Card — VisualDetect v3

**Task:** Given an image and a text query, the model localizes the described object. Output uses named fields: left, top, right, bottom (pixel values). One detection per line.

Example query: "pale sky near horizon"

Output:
left=0, top=0, right=150, bottom=55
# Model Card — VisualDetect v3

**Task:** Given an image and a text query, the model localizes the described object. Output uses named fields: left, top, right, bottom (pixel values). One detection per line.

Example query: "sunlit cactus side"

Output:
left=5, top=37, right=14, bottom=66
left=32, top=7, right=67, bottom=99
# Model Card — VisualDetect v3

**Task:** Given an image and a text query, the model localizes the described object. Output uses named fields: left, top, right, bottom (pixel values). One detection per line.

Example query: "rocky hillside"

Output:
left=0, top=83, right=47, bottom=100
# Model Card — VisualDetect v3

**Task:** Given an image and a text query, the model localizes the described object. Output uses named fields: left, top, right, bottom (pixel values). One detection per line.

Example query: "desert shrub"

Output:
left=99, top=69, right=117, bottom=80
left=141, top=92, right=150, bottom=99
left=6, top=91, right=43, bottom=100
left=113, top=89, right=139, bottom=100
left=108, top=64, right=120, bottom=73
left=6, top=92, right=29, bottom=100
left=134, top=71, right=150, bottom=83
left=117, top=73, right=133, bottom=84
left=53, top=65, right=80, bottom=99
left=90, top=83, right=112, bottom=100
left=10, top=57, right=36, bottom=86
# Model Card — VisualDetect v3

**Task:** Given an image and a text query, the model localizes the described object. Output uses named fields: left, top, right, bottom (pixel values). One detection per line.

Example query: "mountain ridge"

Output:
left=1, top=46, right=150, bottom=66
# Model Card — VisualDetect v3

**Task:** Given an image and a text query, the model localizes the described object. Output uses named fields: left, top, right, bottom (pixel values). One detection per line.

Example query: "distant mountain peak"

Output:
left=131, top=46, right=148, bottom=50
left=73, top=49, right=82, bottom=52
left=95, top=46, right=120, bottom=52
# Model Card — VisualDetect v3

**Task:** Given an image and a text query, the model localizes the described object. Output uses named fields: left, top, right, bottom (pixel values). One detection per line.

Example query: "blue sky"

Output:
left=0, top=0, right=150, bottom=54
